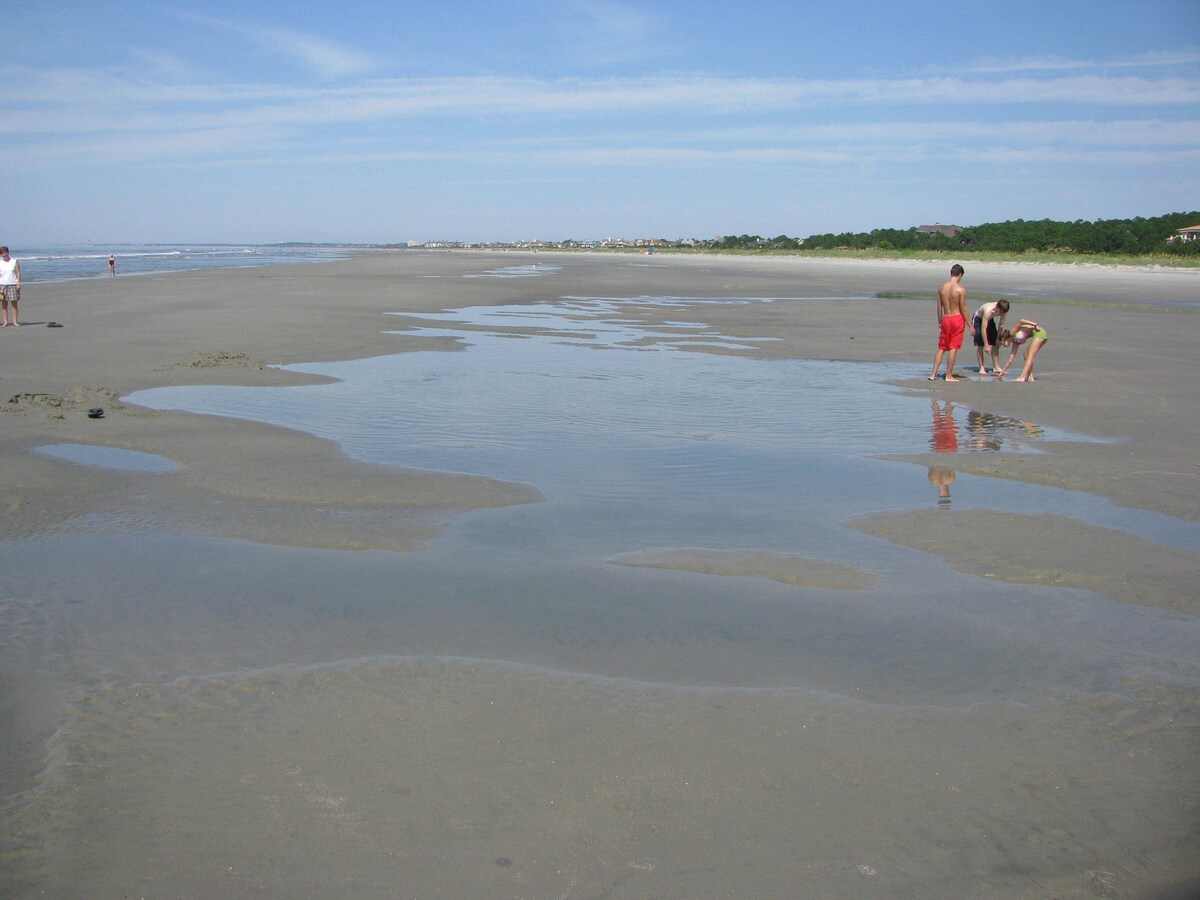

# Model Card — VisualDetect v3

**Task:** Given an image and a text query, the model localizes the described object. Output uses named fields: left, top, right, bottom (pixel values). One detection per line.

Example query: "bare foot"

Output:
left=928, top=374, right=939, bottom=381
left=945, top=376, right=961, bottom=382
left=1014, top=376, right=1028, bottom=382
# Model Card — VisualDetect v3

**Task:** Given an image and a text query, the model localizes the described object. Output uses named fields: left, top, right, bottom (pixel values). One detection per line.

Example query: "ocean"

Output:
left=9, top=243, right=364, bottom=284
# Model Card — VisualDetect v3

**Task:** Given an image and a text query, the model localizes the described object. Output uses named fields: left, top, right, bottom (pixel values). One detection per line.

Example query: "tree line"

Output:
left=718, top=211, right=1200, bottom=256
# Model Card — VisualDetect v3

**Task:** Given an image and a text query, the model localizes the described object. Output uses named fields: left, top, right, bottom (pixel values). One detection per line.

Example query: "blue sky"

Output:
left=6, top=0, right=1199, bottom=244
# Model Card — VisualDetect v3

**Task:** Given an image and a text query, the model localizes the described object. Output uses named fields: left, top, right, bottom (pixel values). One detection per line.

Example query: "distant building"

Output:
left=916, top=224, right=963, bottom=238
left=1172, top=225, right=1200, bottom=242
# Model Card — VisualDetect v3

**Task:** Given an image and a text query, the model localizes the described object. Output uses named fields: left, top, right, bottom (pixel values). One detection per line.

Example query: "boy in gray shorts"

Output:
left=972, top=299, right=1010, bottom=374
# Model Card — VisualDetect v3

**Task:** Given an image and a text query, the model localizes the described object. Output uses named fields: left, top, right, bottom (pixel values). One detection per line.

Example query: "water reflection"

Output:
left=930, top=399, right=959, bottom=452
left=965, top=410, right=1045, bottom=451
left=928, top=467, right=956, bottom=507
left=929, top=399, right=1047, bottom=453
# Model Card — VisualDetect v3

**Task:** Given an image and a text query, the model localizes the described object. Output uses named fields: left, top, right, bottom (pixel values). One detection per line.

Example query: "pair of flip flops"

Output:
left=87, top=408, right=104, bottom=419
left=47, top=321, right=63, bottom=328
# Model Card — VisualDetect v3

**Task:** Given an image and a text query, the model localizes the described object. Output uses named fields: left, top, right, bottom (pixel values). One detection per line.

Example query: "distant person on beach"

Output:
left=928, top=264, right=967, bottom=381
left=0, top=246, right=20, bottom=327
left=998, top=319, right=1049, bottom=382
left=108, top=254, right=116, bottom=276
left=971, top=299, right=1009, bottom=373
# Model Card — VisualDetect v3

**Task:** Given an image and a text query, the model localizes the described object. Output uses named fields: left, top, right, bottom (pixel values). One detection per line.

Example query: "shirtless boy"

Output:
left=972, top=298, right=1010, bottom=373
left=929, top=264, right=967, bottom=382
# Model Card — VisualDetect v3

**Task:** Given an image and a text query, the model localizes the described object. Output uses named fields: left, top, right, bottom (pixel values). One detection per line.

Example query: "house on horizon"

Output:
left=1171, top=225, right=1200, bottom=242
left=916, top=224, right=963, bottom=238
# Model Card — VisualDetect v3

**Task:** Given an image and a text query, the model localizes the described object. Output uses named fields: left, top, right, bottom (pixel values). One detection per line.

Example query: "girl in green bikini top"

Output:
left=998, top=319, right=1049, bottom=382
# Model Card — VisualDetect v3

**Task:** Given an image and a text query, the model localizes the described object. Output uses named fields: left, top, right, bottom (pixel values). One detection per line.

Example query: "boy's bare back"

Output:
left=938, top=276, right=967, bottom=319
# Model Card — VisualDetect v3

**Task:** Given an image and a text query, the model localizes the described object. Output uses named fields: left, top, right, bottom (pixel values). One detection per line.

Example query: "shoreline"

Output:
left=23, top=243, right=1200, bottom=284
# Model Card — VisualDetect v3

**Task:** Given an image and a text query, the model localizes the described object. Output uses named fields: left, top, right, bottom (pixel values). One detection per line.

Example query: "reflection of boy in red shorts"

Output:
left=929, top=264, right=968, bottom=382
left=930, top=398, right=959, bottom=452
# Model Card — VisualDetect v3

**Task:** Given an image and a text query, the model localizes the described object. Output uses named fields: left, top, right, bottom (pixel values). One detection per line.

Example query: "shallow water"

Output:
left=15, top=242, right=360, bottom=283
left=117, top=294, right=1200, bottom=705
left=130, top=296, right=1199, bottom=551
left=32, top=443, right=179, bottom=473
left=7, top=290, right=1200, bottom=897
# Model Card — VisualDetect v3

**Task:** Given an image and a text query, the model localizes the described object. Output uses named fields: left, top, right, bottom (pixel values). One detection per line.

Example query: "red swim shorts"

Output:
left=938, top=314, right=965, bottom=351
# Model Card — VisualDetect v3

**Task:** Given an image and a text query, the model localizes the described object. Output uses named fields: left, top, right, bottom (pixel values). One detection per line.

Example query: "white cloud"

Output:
left=167, top=12, right=380, bottom=79
left=9, top=69, right=1199, bottom=133
left=552, top=0, right=672, bottom=66
left=126, top=50, right=204, bottom=81
left=680, top=119, right=1200, bottom=149
left=958, top=49, right=1200, bottom=75
left=14, top=120, right=1192, bottom=174
left=966, top=146, right=1200, bottom=166
left=250, top=25, right=381, bottom=79
left=5, top=55, right=1198, bottom=178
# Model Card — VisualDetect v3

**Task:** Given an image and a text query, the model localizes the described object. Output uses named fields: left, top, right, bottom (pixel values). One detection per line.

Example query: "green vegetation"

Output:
left=800, top=211, right=1200, bottom=260
left=713, top=234, right=803, bottom=251
left=662, top=212, right=1197, bottom=265
left=441, top=212, right=1200, bottom=267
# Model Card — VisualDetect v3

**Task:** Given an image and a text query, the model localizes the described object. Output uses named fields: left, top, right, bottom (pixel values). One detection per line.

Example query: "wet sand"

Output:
left=8, top=659, right=1199, bottom=899
left=2, top=251, right=1199, bottom=897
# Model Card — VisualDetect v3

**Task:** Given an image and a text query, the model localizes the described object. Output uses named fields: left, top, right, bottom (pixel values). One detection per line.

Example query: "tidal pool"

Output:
left=128, top=296, right=1191, bottom=548
left=118, top=295, right=1200, bottom=704
left=32, top=443, right=178, bottom=473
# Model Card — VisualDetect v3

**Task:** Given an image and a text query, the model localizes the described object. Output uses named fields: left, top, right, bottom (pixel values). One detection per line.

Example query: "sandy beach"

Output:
left=2, top=251, right=1198, bottom=898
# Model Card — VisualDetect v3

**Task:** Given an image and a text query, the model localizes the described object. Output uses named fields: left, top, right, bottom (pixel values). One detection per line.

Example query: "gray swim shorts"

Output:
left=1, top=285, right=19, bottom=303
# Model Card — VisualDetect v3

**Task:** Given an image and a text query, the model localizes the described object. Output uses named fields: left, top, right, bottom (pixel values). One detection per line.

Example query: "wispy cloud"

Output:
left=169, top=12, right=381, bottom=79
left=551, top=0, right=674, bottom=66
left=126, top=50, right=203, bottom=81
left=5, top=60, right=1198, bottom=176
left=249, top=25, right=381, bottom=79
left=673, top=118, right=1200, bottom=145
left=11, top=112, right=1195, bottom=173
left=958, top=49, right=1200, bottom=75
left=9, top=70, right=1200, bottom=130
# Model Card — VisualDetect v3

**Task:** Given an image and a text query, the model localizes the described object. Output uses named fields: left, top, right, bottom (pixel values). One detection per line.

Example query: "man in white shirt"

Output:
left=0, top=246, right=20, bottom=327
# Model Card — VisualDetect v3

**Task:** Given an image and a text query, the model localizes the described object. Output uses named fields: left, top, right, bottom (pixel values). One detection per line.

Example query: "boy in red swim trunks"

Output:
left=929, top=264, right=967, bottom=382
